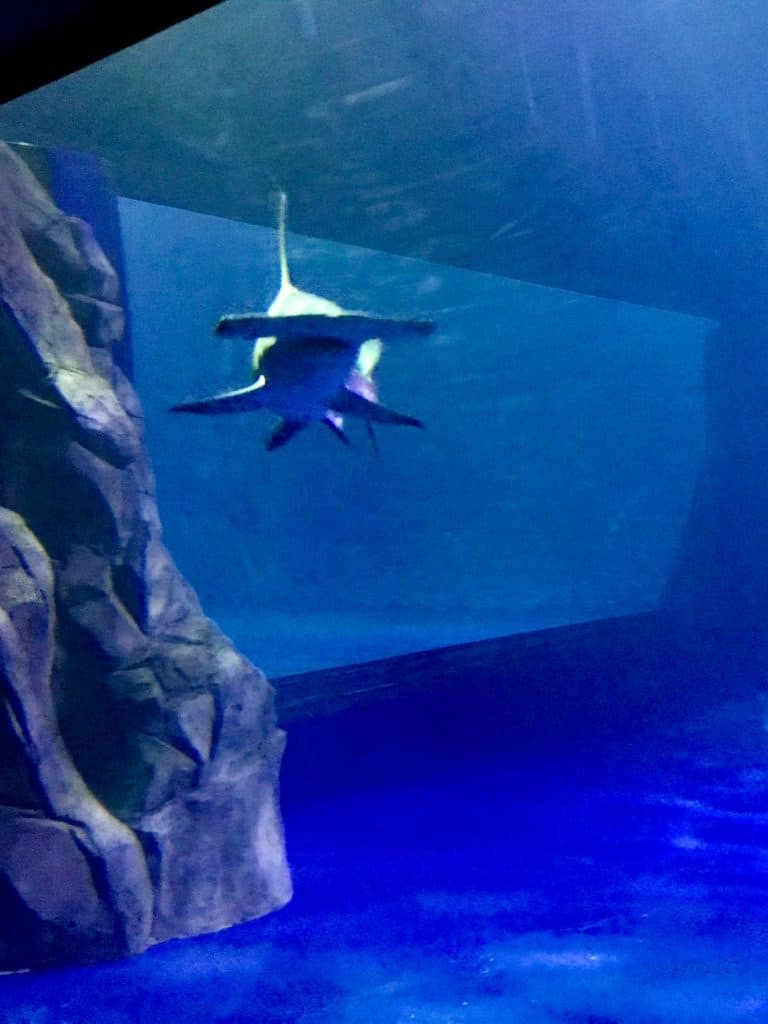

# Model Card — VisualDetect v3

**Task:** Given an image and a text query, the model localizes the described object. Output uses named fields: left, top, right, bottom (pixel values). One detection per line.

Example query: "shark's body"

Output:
left=171, top=192, right=433, bottom=450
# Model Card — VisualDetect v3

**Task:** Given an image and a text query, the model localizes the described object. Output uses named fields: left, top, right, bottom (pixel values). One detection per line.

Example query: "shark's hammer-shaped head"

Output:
left=170, top=192, right=434, bottom=451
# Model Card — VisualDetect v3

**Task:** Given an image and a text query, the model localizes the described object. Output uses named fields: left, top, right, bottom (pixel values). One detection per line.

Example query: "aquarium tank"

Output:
left=0, top=1, right=767, bottom=1021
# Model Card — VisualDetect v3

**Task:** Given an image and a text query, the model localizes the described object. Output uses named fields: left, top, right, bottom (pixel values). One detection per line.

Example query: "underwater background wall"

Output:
left=119, top=197, right=708, bottom=675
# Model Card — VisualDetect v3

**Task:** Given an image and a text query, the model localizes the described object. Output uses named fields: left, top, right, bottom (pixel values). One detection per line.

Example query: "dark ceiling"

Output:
left=2, top=0, right=767, bottom=322
left=0, top=3, right=223, bottom=105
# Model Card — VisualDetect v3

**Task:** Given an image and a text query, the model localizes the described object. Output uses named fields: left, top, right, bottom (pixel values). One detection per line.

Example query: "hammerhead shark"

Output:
left=170, top=192, right=434, bottom=451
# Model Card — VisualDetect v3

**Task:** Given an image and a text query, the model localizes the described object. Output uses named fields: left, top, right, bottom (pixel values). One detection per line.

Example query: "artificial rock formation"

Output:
left=0, top=142, right=291, bottom=970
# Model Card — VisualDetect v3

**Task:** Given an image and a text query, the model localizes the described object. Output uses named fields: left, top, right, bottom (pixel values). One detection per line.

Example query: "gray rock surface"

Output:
left=0, top=142, right=291, bottom=969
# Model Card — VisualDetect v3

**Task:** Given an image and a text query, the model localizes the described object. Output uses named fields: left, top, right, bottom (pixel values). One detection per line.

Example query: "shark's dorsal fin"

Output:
left=278, top=190, right=291, bottom=291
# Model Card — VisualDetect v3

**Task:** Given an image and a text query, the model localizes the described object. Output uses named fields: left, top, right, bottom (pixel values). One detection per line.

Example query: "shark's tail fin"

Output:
left=277, top=190, right=291, bottom=291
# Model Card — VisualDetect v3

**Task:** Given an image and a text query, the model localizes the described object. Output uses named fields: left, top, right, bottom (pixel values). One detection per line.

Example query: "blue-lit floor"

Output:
left=2, top=693, right=768, bottom=1023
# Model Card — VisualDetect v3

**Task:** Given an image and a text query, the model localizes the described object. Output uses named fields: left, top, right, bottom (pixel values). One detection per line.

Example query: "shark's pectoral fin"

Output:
left=323, top=412, right=351, bottom=447
left=330, top=385, right=424, bottom=428
left=169, top=379, right=267, bottom=415
left=216, top=313, right=435, bottom=344
left=266, top=418, right=306, bottom=451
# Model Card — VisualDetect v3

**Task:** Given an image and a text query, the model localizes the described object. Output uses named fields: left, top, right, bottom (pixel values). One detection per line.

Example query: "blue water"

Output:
left=3, top=684, right=767, bottom=1024
left=4, top=2, right=768, bottom=1017
left=119, top=197, right=708, bottom=676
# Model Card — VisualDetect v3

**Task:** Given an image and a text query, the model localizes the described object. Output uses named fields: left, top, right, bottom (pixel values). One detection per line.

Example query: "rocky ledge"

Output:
left=0, top=142, right=291, bottom=970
